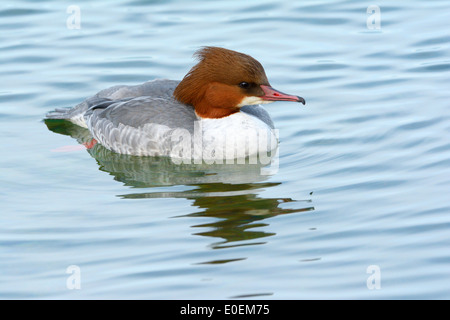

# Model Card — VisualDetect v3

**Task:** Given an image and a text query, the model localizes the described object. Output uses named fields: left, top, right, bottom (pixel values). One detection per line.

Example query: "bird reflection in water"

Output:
left=45, top=119, right=314, bottom=249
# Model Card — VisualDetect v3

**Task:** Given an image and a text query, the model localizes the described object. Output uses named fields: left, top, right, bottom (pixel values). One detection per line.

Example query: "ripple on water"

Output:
left=407, top=62, right=450, bottom=73
left=0, top=8, right=49, bottom=17
left=413, top=35, right=450, bottom=47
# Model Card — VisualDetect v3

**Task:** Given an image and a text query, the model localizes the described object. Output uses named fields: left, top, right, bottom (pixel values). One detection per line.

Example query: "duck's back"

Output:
left=45, top=79, right=275, bottom=157
left=45, top=79, right=181, bottom=128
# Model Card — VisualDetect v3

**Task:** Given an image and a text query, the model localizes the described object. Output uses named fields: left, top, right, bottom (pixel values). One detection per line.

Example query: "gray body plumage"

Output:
left=46, top=79, right=275, bottom=157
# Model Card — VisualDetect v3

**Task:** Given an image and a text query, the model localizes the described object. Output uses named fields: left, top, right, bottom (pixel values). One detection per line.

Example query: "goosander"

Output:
left=46, top=47, right=305, bottom=160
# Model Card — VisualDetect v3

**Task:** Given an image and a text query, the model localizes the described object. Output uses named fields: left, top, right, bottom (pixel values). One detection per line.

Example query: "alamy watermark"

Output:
left=366, top=265, right=381, bottom=290
left=366, top=5, right=381, bottom=30
left=66, top=5, right=81, bottom=29
left=66, top=265, right=81, bottom=290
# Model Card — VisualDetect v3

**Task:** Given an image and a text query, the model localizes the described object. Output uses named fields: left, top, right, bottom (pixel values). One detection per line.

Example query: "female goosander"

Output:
left=46, top=47, right=305, bottom=160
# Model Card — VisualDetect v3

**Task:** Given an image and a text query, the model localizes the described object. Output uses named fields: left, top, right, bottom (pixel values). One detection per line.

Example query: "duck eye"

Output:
left=238, top=81, right=250, bottom=89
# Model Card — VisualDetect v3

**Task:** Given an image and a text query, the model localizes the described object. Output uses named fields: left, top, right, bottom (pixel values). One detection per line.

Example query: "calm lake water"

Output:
left=1, top=0, right=449, bottom=299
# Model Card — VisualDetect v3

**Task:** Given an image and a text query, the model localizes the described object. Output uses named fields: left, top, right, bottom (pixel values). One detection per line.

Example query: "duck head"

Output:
left=174, top=47, right=305, bottom=119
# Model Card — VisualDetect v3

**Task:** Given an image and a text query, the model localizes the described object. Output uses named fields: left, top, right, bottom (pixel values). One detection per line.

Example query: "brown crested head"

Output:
left=174, top=47, right=305, bottom=119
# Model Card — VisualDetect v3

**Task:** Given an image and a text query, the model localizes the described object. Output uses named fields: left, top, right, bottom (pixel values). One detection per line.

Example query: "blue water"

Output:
left=1, top=0, right=450, bottom=299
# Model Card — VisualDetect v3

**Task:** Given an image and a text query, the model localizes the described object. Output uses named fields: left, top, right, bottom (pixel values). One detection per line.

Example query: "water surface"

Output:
left=1, top=0, right=450, bottom=299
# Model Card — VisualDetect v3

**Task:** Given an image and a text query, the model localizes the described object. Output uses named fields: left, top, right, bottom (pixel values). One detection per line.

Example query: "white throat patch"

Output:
left=237, top=96, right=274, bottom=107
